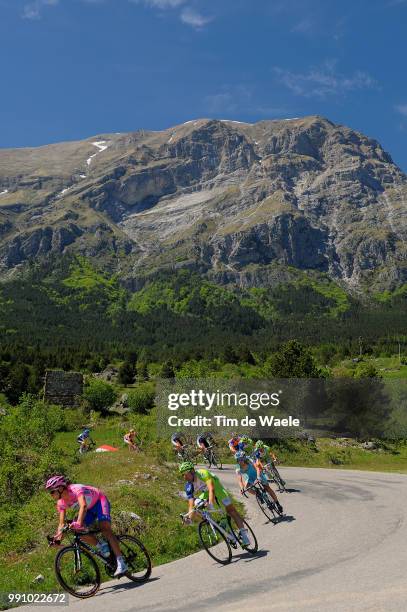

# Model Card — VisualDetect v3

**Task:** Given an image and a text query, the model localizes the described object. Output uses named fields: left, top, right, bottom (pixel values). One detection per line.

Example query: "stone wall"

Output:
left=44, top=370, right=83, bottom=407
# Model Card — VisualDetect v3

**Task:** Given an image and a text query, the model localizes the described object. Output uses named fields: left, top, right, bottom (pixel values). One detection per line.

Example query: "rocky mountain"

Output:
left=0, top=115, right=406, bottom=293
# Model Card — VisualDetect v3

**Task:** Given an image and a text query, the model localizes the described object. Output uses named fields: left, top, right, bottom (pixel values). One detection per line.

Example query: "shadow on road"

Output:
left=272, top=514, right=296, bottom=525
left=232, top=548, right=269, bottom=563
left=260, top=513, right=296, bottom=526
left=97, top=576, right=160, bottom=597
left=282, top=488, right=301, bottom=493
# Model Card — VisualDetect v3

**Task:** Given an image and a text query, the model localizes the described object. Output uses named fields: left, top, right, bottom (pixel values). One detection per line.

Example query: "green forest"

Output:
left=0, top=255, right=406, bottom=405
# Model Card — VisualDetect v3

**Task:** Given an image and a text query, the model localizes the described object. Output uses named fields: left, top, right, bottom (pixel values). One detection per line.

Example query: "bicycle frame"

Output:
left=263, top=461, right=285, bottom=489
left=176, top=445, right=192, bottom=460
left=202, top=446, right=214, bottom=459
left=54, top=525, right=114, bottom=570
left=263, top=462, right=275, bottom=479
left=75, top=536, right=112, bottom=566
left=242, top=480, right=269, bottom=500
left=183, top=509, right=238, bottom=545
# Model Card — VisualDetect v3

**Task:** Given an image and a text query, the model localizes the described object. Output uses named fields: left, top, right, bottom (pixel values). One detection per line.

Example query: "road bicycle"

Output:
left=201, top=445, right=223, bottom=470
left=181, top=500, right=258, bottom=564
left=264, top=461, right=286, bottom=492
left=175, top=444, right=195, bottom=463
left=124, top=438, right=141, bottom=452
left=242, top=480, right=283, bottom=522
left=77, top=438, right=96, bottom=455
left=48, top=521, right=152, bottom=598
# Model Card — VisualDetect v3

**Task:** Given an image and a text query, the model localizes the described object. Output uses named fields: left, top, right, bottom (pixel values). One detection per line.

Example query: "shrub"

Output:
left=127, top=383, right=155, bottom=414
left=82, top=378, right=117, bottom=415
left=0, top=395, right=70, bottom=506
left=118, top=361, right=135, bottom=385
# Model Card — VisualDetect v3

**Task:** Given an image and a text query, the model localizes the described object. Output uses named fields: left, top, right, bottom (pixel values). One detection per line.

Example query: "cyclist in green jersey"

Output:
left=254, top=440, right=286, bottom=488
left=253, top=440, right=277, bottom=464
left=239, top=435, right=254, bottom=455
left=179, top=462, right=250, bottom=546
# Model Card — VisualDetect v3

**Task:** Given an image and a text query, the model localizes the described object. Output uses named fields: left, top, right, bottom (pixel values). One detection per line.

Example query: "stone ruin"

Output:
left=93, top=366, right=118, bottom=382
left=44, top=370, right=84, bottom=407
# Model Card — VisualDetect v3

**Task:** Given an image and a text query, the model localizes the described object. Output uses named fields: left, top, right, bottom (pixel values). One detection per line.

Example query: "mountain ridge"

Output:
left=0, top=115, right=406, bottom=294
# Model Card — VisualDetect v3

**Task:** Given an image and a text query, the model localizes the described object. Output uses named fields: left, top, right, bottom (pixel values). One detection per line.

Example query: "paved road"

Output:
left=25, top=467, right=407, bottom=612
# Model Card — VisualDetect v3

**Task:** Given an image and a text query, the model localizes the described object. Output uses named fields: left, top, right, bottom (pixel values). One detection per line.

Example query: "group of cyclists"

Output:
left=176, top=432, right=285, bottom=536
left=76, top=427, right=140, bottom=454
left=47, top=428, right=286, bottom=585
left=171, top=431, right=214, bottom=457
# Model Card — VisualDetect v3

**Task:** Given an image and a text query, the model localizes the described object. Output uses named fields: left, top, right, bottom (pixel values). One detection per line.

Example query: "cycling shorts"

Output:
left=84, top=495, right=111, bottom=525
left=238, top=464, right=268, bottom=486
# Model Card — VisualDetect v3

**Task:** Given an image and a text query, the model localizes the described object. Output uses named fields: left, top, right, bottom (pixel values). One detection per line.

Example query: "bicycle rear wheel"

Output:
left=55, top=546, right=100, bottom=599
left=118, top=535, right=152, bottom=582
left=198, top=520, right=232, bottom=564
left=227, top=516, right=258, bottom=554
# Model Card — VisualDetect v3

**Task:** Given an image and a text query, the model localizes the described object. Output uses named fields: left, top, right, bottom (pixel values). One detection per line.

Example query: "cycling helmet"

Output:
left=45, top=475, right=68, bottom=490
left=179, top=461, right=195, bottom=474
left=235, top=450, right=247, bottom=462
left=83, top=429, right=90, bottom=436
left=255, top=440, right=266, bottom=449
left=240, top=435, right=252, bottom=444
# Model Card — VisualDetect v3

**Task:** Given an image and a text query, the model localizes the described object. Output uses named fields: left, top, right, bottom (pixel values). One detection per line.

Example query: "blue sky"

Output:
left=0, top=0, right=406, bottom=171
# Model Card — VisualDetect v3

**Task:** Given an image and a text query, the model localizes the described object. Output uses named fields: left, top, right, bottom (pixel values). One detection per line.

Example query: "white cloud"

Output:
left=180, top=7, right=211, bottom=28
left=22, top=0, right=59, bottom=20
left=291, top=18, right=314, bottom=34
left=274, top=61, right=378, bottom=98
left=130, top=0, right=212, bottom=28
left=395, top=104, right=407, bottom=117
left=21, top=0, right=212, bottom=29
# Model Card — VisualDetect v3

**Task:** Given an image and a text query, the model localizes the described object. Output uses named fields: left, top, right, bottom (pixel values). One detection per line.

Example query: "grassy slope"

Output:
left=0, top=420, right=201, bottom=599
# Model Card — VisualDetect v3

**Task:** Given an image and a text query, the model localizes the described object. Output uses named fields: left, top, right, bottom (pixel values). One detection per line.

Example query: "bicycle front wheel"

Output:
left=210, top=451, right=222, bottom=470
left=227, top=516, right=258, bottom=554
left=118, top=535, right=152, bottom=582
left=256, top=490, right=279, bottom=521
left=198, top=520, right=232, bottom=564
left=55, top=546, right=100, bottom=599
left=203, top=451, right=212, bottom=468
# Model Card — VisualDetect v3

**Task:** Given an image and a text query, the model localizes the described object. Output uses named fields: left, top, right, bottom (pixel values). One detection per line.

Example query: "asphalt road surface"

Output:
left=24, top=467, right=407, bottom=612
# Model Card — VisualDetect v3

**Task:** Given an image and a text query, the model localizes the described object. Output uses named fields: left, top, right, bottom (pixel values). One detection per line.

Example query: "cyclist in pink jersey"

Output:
left=46, top=475, right=127, bottom=577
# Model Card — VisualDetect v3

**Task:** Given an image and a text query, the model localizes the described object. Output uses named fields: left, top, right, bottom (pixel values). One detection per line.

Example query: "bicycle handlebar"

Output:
left=46, top=520, right=101, bottom=545
left=180, top=500, right=224, bottom=520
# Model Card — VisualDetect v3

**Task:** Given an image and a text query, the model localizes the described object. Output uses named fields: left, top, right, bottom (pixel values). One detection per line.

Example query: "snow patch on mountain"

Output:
left=86, top=141, right=110, bottom=166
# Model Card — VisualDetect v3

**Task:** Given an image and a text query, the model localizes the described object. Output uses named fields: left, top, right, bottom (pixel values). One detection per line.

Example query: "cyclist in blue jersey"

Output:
left=235, top=451, right=283, bottom=513
left=77, top=429, right=93, bottom=454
